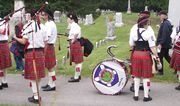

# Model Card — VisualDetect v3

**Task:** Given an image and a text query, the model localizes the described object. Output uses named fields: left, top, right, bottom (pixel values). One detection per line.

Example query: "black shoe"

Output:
left=143, top=96, right=152, bottom=102
left=2, top=83, right=8, bottom=88
left=68, top=77, right=80, bottom=82
left=175, top=85, right=180, bottom=91
left=28, top=96, right=39, bottom=104
left=0, top=85, right=3, bottom=90
left=43, top=86, right=56, bottom=91
left=71, top=76, right=81, bottom=80
left=41, top=84, right=49, bottom=89
left=133, top=96, right=139, bottom=101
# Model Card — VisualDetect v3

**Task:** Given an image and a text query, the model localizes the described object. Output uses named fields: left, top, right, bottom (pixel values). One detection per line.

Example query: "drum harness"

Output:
left=107, top=45, right=131, bottom=66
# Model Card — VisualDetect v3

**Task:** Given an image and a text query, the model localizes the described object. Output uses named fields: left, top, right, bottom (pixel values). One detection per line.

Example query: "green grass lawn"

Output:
left=7, top=13, right=178, bottom=83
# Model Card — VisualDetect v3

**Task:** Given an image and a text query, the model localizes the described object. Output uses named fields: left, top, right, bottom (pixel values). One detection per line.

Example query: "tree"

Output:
left=0, top=0, right=170, bottom=18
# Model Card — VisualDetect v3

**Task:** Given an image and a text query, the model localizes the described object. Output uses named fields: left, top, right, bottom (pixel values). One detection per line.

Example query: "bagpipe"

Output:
left=11, top=1, right=49, bottom=52
left=78, top=37, right=94, bottom=57
left=10, top=24, right=25, bottom=58
left=33, top=1, right=49, bottom=30
left=0, top=7, right=25, bottom=26
left=57, top=33, right=69, bottom=51
left=57, top=32, right=94, bottom=56
left=58, top=32, right=94, bottom=66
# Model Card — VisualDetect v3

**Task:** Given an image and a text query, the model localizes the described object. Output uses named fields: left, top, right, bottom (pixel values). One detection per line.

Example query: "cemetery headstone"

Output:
left=115, top=12, right=124, bottom=27
left=54, top=11, right=61, bottom=23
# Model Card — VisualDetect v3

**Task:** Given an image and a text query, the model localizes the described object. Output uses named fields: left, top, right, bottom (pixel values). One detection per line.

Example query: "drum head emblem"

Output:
left=92, top=60, right=128, bottom=95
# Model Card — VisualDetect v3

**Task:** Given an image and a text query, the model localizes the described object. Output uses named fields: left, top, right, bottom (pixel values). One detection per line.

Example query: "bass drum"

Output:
left=92, top=59, right=128, bottom=95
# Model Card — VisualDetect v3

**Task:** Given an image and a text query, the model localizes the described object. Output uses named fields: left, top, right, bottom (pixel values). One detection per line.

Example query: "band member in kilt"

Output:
left=129, top=16, right=160, bottom=102
left=129, top=11, right=155, bottom=92
left=67, top=12, right=83, bottom=82
left=41, top=8, right=57, bottom=91
left=0, top=17, right=12, bottom=90
left=13, top=10, right=48, bottom=103
left=170, top=32, right=180, bottom=90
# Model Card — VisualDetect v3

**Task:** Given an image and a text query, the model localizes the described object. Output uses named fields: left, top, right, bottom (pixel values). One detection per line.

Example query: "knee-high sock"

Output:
left=134, top=77, right=140, bottom=97
left=143, top=78, right=150, bottom=98
left=0, top=70, right=3, bottom=85
left=0, top=70, right=4, bottom=77
left=48, top=71, right=56, bottom=87
left=74, top=63, right=82, bottom=79
left=31, top=80, right=41, bottom=100
left=1, top=70, right=7, bottom=83
left=177, top=71, right=180, bottom=82
left=0, top=70, right=4, bottom=86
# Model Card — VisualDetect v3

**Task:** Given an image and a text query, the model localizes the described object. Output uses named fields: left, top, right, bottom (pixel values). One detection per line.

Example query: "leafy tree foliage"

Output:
left=0, top=0, right=169, bottom=18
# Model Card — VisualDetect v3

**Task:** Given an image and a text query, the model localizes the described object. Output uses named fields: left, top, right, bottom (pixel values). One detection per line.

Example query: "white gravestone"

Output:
left=96, top=8, right=100, bottom=12
left=89, top=14, right=94, bottom=24
left=96, top=42, right=99, bottom=48
left=168, top=0, right=180, bottom=27
left=84, top=14, right=94, bottom=25
left=105, top=16, right=109, bottom=25
left=101, top=10, right=105, bottom=15
left=78, top=17, right=83, bottom=24
left=145, top=6, right=148, bottom=11
left=115, top=12, right=124, bottom=27
left=54, top=11, right=60, bottom=23
left=84, top=15, right=89, bottom=25
left=106, top=21, right=116, bottom=40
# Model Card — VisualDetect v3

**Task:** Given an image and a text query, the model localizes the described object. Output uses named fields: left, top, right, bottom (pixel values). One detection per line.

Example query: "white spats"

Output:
left=134, top=77, right=140, bottom=97
left=177, top=71, right=180, bottom=82
left=74, top=63, right=83, bottom=79
left=31, top=80, right=40, bottom=99
left=1, top=70, right=7, bottom=83
left=143, top=78, right=150, bottom=98
left=48, top=71, right=56, bottom=87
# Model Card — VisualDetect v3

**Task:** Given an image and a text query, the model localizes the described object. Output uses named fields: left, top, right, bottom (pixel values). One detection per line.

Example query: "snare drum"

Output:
left=92, top=59, right=128, bottom=95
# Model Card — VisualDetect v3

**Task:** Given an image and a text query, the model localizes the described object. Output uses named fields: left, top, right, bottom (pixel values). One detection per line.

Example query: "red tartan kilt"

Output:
left=0, top=42, right=12, bottom=70
left=170, top=50, right=180, bottom=71
left=24, top=49, right=45, bottom=80
left=45, top=44, right=56, bottom=69
left=70, top=41, right=83, bottom=64
left=131, top=51, right=153, bottom=78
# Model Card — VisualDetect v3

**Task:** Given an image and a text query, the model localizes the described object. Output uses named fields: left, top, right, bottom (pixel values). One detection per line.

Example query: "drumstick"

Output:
left=58, top=36, right=61, bottom=51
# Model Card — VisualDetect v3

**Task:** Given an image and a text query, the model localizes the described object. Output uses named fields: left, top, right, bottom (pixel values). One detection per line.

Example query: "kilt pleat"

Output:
left=170, top=50, right=180, bottom=71
left=70, top=41, right=83, bottom=64
left=131, top=51, right=153, bottom=78
left=24, top=49, right=45, bottom=80
left=0, top=71, right=4, bottom=77
left=0, top=42, right=12, bottom=70
left=45, top=44, right=56, bottom=69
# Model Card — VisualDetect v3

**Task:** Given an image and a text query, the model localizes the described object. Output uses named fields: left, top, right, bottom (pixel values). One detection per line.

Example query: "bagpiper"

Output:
left=13, top=9, right=48, bottom=104
left=129, top=16, right=160, bottom=102
left=41, top=8, right=57, bottom=91
left=66, top=12, right=83, bottom=82
left=0, top=16, right=12, bottom=90
left=129, top=11, right=155, bottom=92
left=170, top=30, right=180, bottom=90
